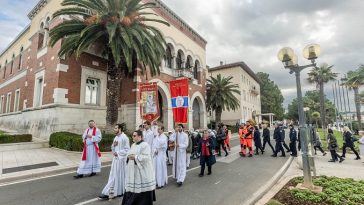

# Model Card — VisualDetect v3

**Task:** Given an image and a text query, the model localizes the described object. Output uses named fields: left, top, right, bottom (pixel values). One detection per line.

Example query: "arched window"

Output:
left=10, top=54, right=15, bottom=74
left=185, top=55, right=192, bottom=70
left=165, top=45, right=173, bottom=68
left=193, top=60, right=200, bottom=79
left=3, top=60, right=7, bottom=79
left=18, top=47, right=23, bottom=70
left=176, top=50, right=184, bottom=69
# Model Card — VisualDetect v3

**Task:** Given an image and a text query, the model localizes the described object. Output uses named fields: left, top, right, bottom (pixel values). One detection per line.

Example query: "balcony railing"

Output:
left=174, top=68, right=194, bottom=79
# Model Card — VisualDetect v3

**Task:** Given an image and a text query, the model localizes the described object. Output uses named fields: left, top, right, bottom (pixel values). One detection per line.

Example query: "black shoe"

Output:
left=271, top=154, right=277, bottom=157
left=73, top=174, right=83, bottom=179
left=261, top=150, right=265, bottom=154
left=339, top=158, right=345, bottom=163
left=328, top=159, right=335, bottom=162
left=354, top=157, right=361, bottom=160
left=98, top=194, right=109, bottom=200
left=117, top=195, right=123, bottom=198
left=255, top=152, right=259, bottom=155
left=323, top=152, right=327, bottom=156
left=207, top=172, right=211, bottom=175
left=225, top=153, right=229, bottom=157
left=177, top=182, right=183, bottom=186
left=198, top=174, right=204, bottom=177
left=290, top=154, right=297, bottom=157
left=248, top=154, right=253, bottom=157
left=156, top=186, right=164, bottom=189
left=89, top=173, right=96, bottom=177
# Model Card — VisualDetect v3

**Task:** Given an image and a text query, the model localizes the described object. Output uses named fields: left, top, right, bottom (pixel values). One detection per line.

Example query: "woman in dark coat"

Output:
left=198, top=130, right=216, bottom=177
left=341, top=126, right=361, bottom=160
left=254, top=126, right=263, bottom=155
left=327, top=129, right=344, bottom=163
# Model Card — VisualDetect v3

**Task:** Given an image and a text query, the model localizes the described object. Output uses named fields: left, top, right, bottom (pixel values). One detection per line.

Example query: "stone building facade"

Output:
left=208, top=62, right=262, bottom=126
left=0, top=0, right=207, bottom=140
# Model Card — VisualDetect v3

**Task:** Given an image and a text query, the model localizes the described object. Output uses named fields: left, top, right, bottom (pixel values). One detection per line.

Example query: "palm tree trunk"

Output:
left=105, top=53, right=122, bottom=133
left=354, top=87, right=362, bottom=130
left=319, top=82, right=326, bottom=130
left=215, top=106, right=223, bottom=125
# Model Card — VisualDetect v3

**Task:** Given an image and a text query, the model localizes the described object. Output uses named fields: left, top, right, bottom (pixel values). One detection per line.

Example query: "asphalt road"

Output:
left=0, top=135, right=289, bottom=205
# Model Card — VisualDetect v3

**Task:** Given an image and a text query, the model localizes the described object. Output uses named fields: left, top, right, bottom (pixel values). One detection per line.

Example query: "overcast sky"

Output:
left=1, top=0, right=363, bottom=111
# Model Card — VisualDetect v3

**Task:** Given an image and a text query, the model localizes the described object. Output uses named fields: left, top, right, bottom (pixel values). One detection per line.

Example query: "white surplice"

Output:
left=125, top=141, right=156, bottom=193
left=152, top=133, right=168, bottom=187
left=143, top=129, right=154, bottom=155
left=170, top=131, right=188, bottom=183
left=77, top=127, right=102, bottom=175
left=101, top=133, right=130, bottom=197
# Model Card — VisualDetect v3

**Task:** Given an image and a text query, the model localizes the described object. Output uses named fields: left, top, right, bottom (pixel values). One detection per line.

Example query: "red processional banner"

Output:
left=170, top=78, right=189, bottom=123
left=139, top=82, right=160, bottom=122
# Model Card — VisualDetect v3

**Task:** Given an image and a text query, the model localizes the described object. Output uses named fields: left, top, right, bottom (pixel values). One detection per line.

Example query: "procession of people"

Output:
left=72, top=118, right=362, bottom=204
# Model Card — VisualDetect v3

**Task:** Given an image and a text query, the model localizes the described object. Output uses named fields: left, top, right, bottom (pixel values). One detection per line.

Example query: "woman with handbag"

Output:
left=328, top=129, right=344, bottom=163
left=198, top=130, right=216, bottom=177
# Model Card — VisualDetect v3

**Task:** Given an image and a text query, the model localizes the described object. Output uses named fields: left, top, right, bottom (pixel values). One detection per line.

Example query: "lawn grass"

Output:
left=316, top=128, right=359, bottom=150
left=0, top=130, right=4, bottom=135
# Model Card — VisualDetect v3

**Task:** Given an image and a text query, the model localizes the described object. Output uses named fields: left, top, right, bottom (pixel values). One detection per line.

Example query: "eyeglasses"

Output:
left=132, top=135, right=137, bottom=137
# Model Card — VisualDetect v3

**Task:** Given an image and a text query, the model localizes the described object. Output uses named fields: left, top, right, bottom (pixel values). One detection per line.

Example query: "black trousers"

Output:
left=289, top=141, right=297, bottom=156
left=216, top=140, right=228, bottom=156
left=263, top=139, right=275, bottom=153
left=330, top=150, right=341, bottom=161
left=314, top=146, right=325, bottom=154
left=342, top=144, right=360, bottom=158
left=200, top=164, right=211, bottom=175
left=274, top=142, right=285, bottom=156
left=282, top=142, right=290, bottom=152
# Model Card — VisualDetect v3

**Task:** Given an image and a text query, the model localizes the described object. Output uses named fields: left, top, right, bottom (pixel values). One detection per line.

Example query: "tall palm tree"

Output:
left=307, top=63, right=338, bottom=130
left=342, top=65, right=364, bottom=130
left=49, top=0, right=169, bottom=131
left=206, top=74, right=240, bottom=125
left=360, top=91, right=364, bottom=105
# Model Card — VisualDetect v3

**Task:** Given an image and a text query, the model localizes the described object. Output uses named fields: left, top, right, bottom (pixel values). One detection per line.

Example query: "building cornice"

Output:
left=27, top=0, right=49, bottom=20
left=143, top=0, right=207, bottom=48
left=209, top=62, right=261, bottom=84
left=0, top=25, right=30, bottom=58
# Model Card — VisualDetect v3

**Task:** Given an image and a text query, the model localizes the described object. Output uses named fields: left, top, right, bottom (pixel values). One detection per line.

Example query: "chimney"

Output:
left=220, top=61, right=223, bottom=66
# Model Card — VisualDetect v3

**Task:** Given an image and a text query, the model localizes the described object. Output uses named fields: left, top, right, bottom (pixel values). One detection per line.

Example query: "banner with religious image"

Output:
left=139, top=82, right=160, bottom=122
left=170, top=78, right=189, bottom=123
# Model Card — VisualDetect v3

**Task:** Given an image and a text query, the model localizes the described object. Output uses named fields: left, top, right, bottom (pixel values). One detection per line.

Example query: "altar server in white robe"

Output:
left=98, top=124, right=130, bottom=200
left=143, top=121, right=155, bottom=154
left=74, top=120, right=102, bottom=178
left=153, top=125, right=168, bottom=189
left=170, top=124, right=188, bottom=186
left=122, top=130, right=156, bottom=205
left=151, top=121, right=159, bottom=137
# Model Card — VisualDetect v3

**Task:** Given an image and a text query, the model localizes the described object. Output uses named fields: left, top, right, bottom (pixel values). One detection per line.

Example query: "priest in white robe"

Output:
left=74, top=120, right=102, bottom=178
left=98, top=124, right=130, bottom=200
left=152, top=126, right=168, bottom=189
left=143, top=121, right=155, bottom=154
left=122, top=130, right=156, bottom=205
left=170, top=124, right=188, bottom=186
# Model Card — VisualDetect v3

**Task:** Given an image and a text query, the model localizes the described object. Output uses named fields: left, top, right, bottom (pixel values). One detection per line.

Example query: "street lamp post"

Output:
left=277, top=44, right=321, bottom=189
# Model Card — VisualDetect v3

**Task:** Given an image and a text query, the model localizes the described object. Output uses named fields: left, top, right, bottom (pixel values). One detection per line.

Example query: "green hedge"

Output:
left=49, top=132, right=133, bottom=152
left=0, top=134, right=32, bottom=144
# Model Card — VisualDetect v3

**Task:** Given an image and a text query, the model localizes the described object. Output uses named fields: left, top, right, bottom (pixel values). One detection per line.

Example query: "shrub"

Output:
left=0, top=134, right=32, bottom=144
left=290, top=176, right=364, bottom=205
left=49, top=132, right=132, bottom=152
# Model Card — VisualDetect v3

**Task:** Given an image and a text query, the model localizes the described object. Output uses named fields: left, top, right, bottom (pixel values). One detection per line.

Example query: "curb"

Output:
left=243, top=156, right=294, bottom=205
left=0, top=160, right=112, bottom=185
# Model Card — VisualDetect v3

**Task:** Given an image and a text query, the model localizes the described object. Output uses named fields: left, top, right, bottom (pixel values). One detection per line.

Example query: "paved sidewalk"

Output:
left=0, top=147, right=113, bottom=184
left=256, top=153, right=364, bottom=204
